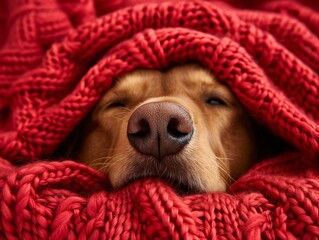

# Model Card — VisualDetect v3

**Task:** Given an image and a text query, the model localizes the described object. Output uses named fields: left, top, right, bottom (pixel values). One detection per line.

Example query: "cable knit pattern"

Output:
left=0, top=0, right=319, bottom=239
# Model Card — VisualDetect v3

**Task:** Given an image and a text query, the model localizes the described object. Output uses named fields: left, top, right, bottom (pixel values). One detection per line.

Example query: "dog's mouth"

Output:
left=121, top=173, right=202, bottom=196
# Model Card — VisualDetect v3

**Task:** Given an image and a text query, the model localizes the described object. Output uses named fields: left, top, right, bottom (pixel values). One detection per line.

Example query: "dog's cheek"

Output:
left=221, top=113, right=256, bottom=180
left=104, top=118, right=136, bottom=188
left=186, top=119, right=227, bottom=192
left=78, top=130, right=108, bottom=166
left=204, top=113, right=228, bottom=160
left=203, top=110, right=247, bottom=184
left=78, top=113, right=123, bottom=171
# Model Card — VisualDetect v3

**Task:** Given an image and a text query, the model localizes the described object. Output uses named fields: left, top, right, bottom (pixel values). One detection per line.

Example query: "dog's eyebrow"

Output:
left=196, top=79, right=239, bottom=105
left=112, top=91, right=121, bottom=97
left=190, top=72, right=224, bottom=90
left=94, top=90, right=123, bottom=112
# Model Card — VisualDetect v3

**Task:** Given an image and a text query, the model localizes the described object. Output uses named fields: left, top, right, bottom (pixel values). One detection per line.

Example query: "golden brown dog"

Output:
left=75, top=64, right=257, bottom=194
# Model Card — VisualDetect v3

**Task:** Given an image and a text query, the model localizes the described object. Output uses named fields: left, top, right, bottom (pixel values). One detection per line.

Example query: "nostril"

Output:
left=129, top=119, right=150, bottom=137
left=167, top=118, right=187, bottom=138
left=167, top=117, right=193, bottom=139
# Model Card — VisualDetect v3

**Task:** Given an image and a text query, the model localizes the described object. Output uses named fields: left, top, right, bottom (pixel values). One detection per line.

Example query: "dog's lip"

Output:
left=121, top=174, right=202, bottom=196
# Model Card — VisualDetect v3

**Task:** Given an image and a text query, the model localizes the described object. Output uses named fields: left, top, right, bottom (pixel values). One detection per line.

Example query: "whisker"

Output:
left=216, top=156, right=234, bottom=161
left=93, top=153, right=129, bottom=172
left=217, top=163, right=235, bottom=184
left=214, top=156, right=235, bottom=183
left=110, top=115, right=127, bottom=121
left=118, top=107, right=133, bottom=112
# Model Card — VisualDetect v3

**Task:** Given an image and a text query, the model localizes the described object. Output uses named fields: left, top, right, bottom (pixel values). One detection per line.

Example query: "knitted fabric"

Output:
left=0, top=0, right=319, bottom=239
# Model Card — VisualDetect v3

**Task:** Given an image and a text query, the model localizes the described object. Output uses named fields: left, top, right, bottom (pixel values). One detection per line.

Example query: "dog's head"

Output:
left=66, top=64, right=258, bottom=194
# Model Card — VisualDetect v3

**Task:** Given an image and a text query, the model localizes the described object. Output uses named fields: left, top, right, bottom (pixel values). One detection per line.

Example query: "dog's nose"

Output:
left=127, top=102, right=193, bottom=160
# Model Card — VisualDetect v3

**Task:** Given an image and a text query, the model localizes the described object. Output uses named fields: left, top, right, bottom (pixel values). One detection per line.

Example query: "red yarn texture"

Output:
left=0, top=0, right=319, bottom=239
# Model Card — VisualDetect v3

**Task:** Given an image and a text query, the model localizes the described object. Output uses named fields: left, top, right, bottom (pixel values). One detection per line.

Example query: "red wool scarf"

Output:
left=0, top=0, right=319, bottom=239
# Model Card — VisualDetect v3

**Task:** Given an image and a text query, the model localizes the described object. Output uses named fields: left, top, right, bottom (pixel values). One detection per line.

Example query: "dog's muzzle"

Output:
left=127, top=102, right=194, bottom=161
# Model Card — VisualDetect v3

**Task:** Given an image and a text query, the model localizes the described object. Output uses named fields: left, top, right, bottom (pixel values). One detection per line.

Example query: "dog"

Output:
left=69, top=64, right=258, bottom=194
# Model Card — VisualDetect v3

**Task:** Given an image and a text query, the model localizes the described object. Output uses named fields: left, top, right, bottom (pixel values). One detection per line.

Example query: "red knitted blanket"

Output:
left=1, top=0, right=319, bottom=239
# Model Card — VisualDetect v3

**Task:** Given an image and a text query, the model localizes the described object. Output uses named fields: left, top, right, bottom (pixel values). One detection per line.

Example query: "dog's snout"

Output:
left=127, top=102, right=193, bottom=160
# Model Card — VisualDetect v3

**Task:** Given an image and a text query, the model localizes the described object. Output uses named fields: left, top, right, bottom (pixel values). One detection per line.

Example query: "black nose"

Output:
left=127, top=102, right=194, bottom=160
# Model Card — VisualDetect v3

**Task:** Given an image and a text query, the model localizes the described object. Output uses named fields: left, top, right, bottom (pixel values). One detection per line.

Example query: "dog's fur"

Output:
left=70, top=64, right=258, bottom=194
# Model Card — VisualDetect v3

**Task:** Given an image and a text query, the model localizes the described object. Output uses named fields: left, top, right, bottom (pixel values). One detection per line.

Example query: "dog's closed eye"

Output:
left=106, top=100, right=127, bottom=109
left=206, top=97, right=227, bottom=106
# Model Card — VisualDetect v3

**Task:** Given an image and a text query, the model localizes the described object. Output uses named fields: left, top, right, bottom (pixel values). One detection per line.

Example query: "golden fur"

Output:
left=77, top=64, right=256, bottom=193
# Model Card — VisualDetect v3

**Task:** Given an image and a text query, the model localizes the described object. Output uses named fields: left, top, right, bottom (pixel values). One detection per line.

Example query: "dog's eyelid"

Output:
left=203, top=89, right=237, bottom=107
left=108, top=101, right=126, bottom=108
left=206, top=97, right=227, bottom=106
left=106, top=99, right=127, bottom=109
left=99, top=96, right=128, bottom=110
left=203, top=91, right=229, bottom=106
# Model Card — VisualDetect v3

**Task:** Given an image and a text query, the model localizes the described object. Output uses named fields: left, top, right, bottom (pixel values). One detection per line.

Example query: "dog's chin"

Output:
left=109, top=154, right=207, bottom=195
left=120, top=175, right=203, bottom=196
left=108, top=153, right=227, bottom=195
